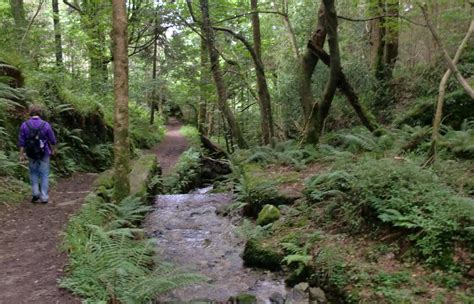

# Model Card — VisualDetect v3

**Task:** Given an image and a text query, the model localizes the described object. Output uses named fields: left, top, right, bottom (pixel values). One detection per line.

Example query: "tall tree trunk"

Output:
left=250, top=0, right=274, bottom=145
left=199, top=0, right=248, bottom=149
left=9, top=0, right=26, bottom=49
left=382, top=0, right=399, bottom=81
left=52, top=0, right=64, bottom=67
left=9, top=0, right=26, bottom=29
left=299, top=2, right=327, bottom=122
left=150, top=13, right=158, bottom=125
left=427, top=20, right=474, bottom=164
left=198, top=36, right=208, bottom=134
left=304, top=0, right=341, bottom=144
left=369, top=0, right=399, bottom=117
left=111, top=0, right=130, bottom=201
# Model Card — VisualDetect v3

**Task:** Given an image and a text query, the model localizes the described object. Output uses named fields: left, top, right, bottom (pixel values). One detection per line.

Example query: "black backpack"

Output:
left=25, top=121, right=46, bottom=160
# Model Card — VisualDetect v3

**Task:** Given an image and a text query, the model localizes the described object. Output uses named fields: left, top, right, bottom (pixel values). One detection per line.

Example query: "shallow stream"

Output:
left=145, top=191, right=288, bottom=302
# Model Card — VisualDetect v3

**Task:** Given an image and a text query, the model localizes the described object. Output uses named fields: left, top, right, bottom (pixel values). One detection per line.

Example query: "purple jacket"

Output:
left=18, top=117, right=57, bottom=156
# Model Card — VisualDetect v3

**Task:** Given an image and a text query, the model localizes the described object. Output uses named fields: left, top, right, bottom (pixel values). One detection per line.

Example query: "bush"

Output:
left=305, top=157, right=474, bottom=266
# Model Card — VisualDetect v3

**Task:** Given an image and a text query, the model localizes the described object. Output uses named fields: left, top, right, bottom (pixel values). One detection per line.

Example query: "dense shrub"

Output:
left=305, top=157, right=474, bottom=266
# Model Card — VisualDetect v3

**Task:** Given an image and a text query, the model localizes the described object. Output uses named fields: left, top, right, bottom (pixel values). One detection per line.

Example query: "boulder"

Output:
left=269, top=292, right=285, bottom=304
left=309, top=287, right=327, bottom=304
left=256, top=204, right=280, bottom=226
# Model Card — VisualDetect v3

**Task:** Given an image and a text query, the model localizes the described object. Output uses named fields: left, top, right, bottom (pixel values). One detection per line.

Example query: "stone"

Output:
left=228, top=293, right=257, bottom=303
left=242, top=239, right=282, bottom=271
left=129, top=154, right=161, bottom=198
left=256, top=204, right=281, bottom=226
left=295, top=282, right=309, bottom=292
left=269, top=292, right=285, bottom=304
left=309, top=287, right=327, bottom=303
left=286, top=286, right=309, bottom=303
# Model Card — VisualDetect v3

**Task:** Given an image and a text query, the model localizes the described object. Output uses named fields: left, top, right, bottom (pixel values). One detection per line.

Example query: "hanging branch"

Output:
left=420, top=4, right=474, bottom=99
left=63, top=0, right=82, bottom=13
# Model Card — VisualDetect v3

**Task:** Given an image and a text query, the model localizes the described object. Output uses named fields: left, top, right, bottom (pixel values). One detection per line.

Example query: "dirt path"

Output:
left=150, top=118, right=188, bottom=175
left=0, top=173, right=98, bottom=304
left=0, top=120, right=187, bottom=304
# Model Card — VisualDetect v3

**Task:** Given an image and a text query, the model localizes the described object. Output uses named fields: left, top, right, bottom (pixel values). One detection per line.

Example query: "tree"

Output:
left=52, top=0, right=64, bottom=67
left=199, top=0, right=248, bottom=149
left=250, top=0, right=274, bottom=145
left=111, top=0, right=130, bottom=201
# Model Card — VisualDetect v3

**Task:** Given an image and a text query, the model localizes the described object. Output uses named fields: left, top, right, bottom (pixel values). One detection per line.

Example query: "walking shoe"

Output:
left=40, top=200, right=48, bottom=204
left=31, top=196, right=40, bottom=203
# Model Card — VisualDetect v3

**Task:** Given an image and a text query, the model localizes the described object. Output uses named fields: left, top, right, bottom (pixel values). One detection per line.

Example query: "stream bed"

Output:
left=145, top=192, right=288, bottom=302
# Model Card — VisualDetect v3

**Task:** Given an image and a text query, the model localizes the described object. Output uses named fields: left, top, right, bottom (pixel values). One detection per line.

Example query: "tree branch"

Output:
left=63, top=0, right=82, bottom=13
left=420, top=4, right=474, bottom=99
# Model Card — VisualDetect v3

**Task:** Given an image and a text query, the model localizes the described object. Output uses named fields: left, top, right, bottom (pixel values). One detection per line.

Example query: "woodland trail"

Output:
left=150, top=118, right=189, bottom=175
left=0, top=173, right=97, bottom=304
left=0, top=119, right=188, bottom=304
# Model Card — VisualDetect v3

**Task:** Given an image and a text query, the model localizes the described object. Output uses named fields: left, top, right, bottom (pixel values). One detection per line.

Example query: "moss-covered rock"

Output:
left=228, top=294, right=257, bottom=304
left=256, top=204, right=280, bottom=226
left=242, top=239, right=282, bottom=271
left=129, top=154, right=161, bottom=198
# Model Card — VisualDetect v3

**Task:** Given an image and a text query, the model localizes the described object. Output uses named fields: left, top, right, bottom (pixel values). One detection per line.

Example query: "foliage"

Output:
left=305, top=157, right=474, bottom=266
left=62, top=195, right=202, bottom=303
left=160, top=148, right=202, bottom=194
left=180, top=125, right=201, bottom=148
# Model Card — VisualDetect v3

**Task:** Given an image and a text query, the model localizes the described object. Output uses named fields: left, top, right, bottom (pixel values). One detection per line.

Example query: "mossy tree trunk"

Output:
left=250, top=0, right=274, bottom=145
left=199, top=0, right=248, bottom=149
left=111, top=0, right=130, bottom=201
left=52, top=0, right=63, bottom=67
left=303, top=0, right=341, bottom=144
left=298, top=2, right=327, bottom=122
left=198, top=36, right=208, bottom=134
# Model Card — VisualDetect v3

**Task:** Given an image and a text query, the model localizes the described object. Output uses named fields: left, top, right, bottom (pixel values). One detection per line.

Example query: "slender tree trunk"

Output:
left=428, top=20, right=474, bottom=163
left=299, top=2, right=327, bottom=120
left=250, top=0, right=274, bottom=145
left=304, top=0, right=341, bottom=144
left=150, top=13, right=158, bottom=125
left=198, top=36, right=208, bottom=134
left=111, top=0, right=130, bottom=201
left=52, top=0, right=63, bottom=67
left=200, top=0, right=248, bottom=149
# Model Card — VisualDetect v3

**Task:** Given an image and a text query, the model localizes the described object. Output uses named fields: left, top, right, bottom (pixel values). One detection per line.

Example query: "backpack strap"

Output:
left=26, top=121, right=46, bottom=135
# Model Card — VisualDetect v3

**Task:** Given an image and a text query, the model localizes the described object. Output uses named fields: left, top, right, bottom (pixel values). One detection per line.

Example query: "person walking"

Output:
left=18, top=105, right=57, bottom=204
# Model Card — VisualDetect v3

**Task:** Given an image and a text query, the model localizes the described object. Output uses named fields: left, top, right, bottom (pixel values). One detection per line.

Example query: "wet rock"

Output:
left=295, top=282, right=309, bottom=292
left=257, top=204, right=281, bottom=226
left=228, top=293, right=257, bottom=303
left=286, top=283, right=309, bottom=303
left=269, top=292, right=285, bottom=304
left=242, top=239, right=283, bottom=271
left=309, top=287, right=327, bottom=304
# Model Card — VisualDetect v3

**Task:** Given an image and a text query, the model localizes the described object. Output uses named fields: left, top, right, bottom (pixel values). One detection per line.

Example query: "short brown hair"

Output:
left=28, top=104, right=42, bottom=117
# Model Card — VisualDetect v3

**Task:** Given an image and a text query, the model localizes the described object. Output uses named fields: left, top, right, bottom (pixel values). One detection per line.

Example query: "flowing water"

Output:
left=145, top=191, right=288, bottom=303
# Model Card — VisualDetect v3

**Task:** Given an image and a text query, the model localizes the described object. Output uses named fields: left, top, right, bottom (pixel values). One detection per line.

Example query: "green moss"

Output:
left=228, top=294, right=257, bottom=303
left=242, top=239, right=282, bottom=271
left=256, top=204, right=280, bottom=226
left=129, top=154, right=160, bottom=198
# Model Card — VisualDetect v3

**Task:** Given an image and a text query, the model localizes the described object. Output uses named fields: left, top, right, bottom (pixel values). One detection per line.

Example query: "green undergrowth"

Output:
left=61, top=155, right=202, bottom=303
left=231, top=132, right=473, bottom=303
left=159, top=147, right=202, bottom=194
